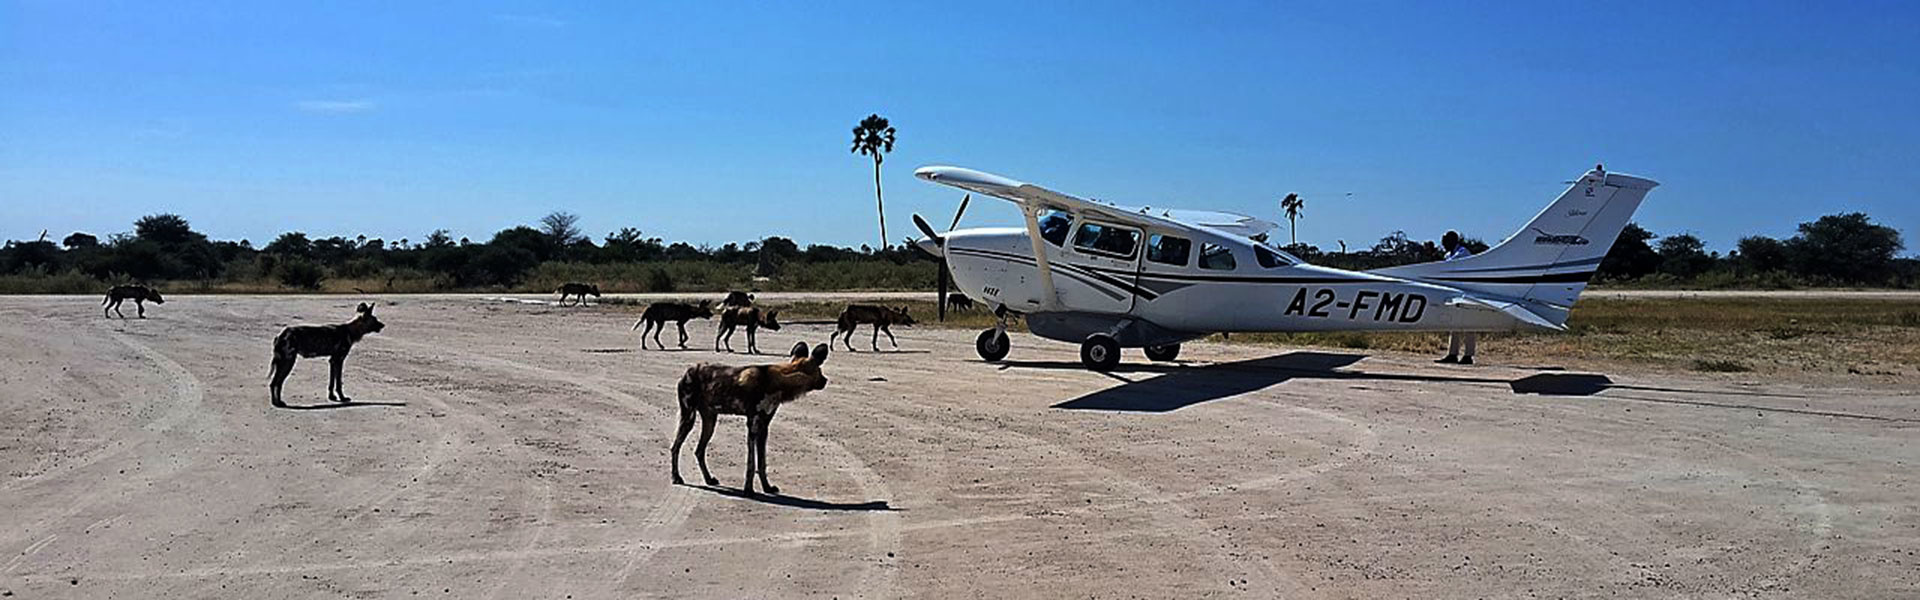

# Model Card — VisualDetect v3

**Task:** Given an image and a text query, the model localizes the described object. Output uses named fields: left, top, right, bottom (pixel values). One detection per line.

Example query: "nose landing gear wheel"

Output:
left=1080, top=334, right=1121, bottom=371
left=975, top=329, right=1010, bottom=362
left=1143, top=343, right=1181, bottom=362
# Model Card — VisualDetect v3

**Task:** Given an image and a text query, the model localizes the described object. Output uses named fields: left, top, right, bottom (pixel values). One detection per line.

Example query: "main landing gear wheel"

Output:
left=975, top=329, right=1010, bottom=362
left=1144, top=343, right=1181, bottom=362
left=1080, top=334, right=1121, bottom=371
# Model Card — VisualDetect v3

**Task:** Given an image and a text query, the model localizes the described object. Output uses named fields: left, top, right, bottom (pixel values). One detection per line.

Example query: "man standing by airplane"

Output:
left=1436, top=230, right=1478, bottom=365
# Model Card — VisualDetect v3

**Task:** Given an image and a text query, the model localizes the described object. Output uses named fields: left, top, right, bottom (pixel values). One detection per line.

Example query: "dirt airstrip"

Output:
left=2, top=295, right=1916, bottom=598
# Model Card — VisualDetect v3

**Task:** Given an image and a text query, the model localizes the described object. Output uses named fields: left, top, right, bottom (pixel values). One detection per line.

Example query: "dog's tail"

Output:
left=676, top=367, right=703, bottom=411
left=631, top=318, right=646, bottom=331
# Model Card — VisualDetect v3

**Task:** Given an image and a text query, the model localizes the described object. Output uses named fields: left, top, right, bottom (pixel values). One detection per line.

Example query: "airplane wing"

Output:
left=1446, top=295, right=1567, bottom=332
left=915, top=166, right=1163, bottom=229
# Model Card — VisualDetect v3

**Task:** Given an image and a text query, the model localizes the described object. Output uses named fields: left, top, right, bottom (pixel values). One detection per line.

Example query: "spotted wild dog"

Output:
left=269, top=302, right=385, bottom=407
left=633, top=300, right=714, bottom=350
left=720, top=291, right=754, bottom=308
left=946, top=293, right=976, bottom=312
left=715, top=305, right=780, bottom=354
left=556, top=282, right=600, bottom=306
left=830, top=304, right=916, bottom=351
left=102, top=285, right=165, bottom=319
left=673, top=341, right=830, bottom=494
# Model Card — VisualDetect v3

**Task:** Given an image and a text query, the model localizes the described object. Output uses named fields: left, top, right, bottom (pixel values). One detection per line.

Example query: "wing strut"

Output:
left=1020, top=205, right=1060, bottom=310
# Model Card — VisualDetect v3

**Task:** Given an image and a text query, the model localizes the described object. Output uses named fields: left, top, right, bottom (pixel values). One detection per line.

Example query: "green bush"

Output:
left=276, top=258, right=326, bottom=290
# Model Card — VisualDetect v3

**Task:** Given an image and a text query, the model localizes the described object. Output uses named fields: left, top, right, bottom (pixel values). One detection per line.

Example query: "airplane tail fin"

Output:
left=1371, top=165, right=1658, bottom=326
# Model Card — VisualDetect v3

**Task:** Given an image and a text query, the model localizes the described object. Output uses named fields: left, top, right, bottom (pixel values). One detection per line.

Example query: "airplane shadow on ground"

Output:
left=1020, top=351, right=1872, bottom=420
left=275, top=400, right=408, bottom=411
left=686, top=484, right=898, bottom=512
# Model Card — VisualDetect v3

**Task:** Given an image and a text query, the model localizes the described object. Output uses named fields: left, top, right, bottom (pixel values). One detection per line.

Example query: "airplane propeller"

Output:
left=909, top=194, right=970, bottom=320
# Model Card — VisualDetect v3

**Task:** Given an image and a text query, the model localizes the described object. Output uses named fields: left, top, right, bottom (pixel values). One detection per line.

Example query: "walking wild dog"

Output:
left=673, top=341, right=830, bottom=494
left=720, top=291, right=754, bottom=308
left=102, top=285, right=164, bottom=319
left=633, top=300, right=714, bottom=350
left=270, top=303, right=385, bottom=407
left=831, top=304, right=916, bottom=351
left=946, top=293, right=976, bottom=312
left=715, top=306, right=780, bottom=354
left=556, top=282, right=600, bottom=306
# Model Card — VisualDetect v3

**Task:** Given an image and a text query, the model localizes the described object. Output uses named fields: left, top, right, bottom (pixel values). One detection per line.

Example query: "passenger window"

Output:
left=1072, top=222, right=1140, bottom=259
left=1199, top=243, right=1236, bottom=270
left=1255, top=245, right=1290, bottom=268
left=1037, top=211, right=1072, bottom=247
left=1147, top=234, right=1190, bottom=266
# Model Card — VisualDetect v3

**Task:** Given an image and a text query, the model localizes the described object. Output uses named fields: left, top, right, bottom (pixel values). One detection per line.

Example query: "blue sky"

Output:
left=4, top=1, right=1917, bottom=254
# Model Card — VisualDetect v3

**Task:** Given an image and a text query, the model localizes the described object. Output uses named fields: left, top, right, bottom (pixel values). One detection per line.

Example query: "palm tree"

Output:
left=1280, top=193, right=1305, bottom=245
left=851, top=114, right=897, bottom=250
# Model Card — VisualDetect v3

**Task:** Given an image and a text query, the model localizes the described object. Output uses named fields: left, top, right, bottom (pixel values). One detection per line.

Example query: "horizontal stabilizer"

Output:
left=1448, top=296, right=1567, bottom=332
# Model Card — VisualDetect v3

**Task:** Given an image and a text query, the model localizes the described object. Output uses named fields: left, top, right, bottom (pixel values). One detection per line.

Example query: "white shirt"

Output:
left=1445, top=246, right=1474, bottom=261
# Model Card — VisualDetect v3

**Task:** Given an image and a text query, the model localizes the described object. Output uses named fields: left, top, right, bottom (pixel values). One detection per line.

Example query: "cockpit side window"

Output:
left=1146, top=233, right=1191, bottom=266
left=1071, top=222, right=1140, bottom=259
left=1199, top=243, right=1237, bottom=270
left=1255, top=245, right=1291, bottom=268
left=1037, top=211, right=1071, bottom=247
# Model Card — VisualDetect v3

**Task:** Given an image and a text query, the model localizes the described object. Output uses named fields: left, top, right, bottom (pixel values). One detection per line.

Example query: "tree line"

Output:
left=0, top=210, right=1910, bottom=293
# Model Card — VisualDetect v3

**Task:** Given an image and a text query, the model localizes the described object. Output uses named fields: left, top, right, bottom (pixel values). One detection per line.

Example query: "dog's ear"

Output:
left=357, top=302, right=372, bottom=314
left=810, top=343, right=830, bottom=365
left=789, top=341, right=810, bottom=361
left=699, top=299, right=712, bottom=307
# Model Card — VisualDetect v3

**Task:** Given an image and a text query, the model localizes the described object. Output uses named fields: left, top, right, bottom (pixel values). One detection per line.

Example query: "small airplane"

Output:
left=909, top=164, right=1658, bottom=370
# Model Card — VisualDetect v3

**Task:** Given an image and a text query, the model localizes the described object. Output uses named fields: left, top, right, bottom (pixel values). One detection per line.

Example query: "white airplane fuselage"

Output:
left=938, top=225, right=1514, bottom=347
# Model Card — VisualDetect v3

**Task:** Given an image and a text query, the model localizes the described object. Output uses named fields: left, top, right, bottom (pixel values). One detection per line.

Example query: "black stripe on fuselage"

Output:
left=953, top=246, right=1382, bottom=286
left=1428, top=270, right=1598, bottom=284
left=949, top=247, right=1160, bottom=300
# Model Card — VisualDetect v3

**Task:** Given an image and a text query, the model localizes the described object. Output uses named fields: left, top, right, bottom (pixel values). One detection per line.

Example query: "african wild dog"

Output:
left=633, top=300, right=714, bottom=350
left=715, top=306, right=780, bottom=354
left=720, top=291, right=754, bottom=308
left=830, top=304, right=916, bottom=351
left=946, top=293, right=976, bottom=312
left=672, top=341, right=830, bottom=494
left=556, top=282, right=601, bottom=306
left=269, top=303, right=385, bottom=407
left=102, top=285, right=164, bottom=319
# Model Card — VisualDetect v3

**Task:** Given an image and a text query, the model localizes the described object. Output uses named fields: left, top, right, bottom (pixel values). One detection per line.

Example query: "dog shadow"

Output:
left=686, top=483, right=898, bottom=512
left=275, top=400, right=408, bottom=411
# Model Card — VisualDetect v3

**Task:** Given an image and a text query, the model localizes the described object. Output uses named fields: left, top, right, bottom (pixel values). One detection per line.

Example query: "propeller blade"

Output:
left=948, top=194, right=971, bottom=231
left=912, top=213, right=942, bottom=244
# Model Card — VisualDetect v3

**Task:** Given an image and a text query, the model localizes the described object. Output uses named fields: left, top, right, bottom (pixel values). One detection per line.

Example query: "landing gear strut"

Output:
left=1080, top=334, right=1120, bottom=371
left=976, top=307, right=1011, bottom=362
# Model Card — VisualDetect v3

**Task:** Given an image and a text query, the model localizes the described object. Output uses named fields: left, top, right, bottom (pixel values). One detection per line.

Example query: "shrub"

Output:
left=276, top=258, right=325, bottom=290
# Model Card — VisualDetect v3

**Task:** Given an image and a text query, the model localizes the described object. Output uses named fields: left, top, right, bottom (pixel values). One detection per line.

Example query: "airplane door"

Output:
left=1059, top=219, right=1142, bottom=314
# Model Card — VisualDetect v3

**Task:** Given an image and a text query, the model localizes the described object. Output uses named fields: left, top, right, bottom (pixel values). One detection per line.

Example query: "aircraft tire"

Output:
left=976, top=329, right=1010, bottom=362
left=1144, top=344, right=1181, bottom=362
left=1080, top=335, right=1121, bottom=371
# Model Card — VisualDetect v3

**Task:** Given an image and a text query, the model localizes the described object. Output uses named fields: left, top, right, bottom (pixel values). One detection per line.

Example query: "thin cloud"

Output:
left=294, top=100, right=376, bottom=114
left=492, top=13, right=566, bottom=28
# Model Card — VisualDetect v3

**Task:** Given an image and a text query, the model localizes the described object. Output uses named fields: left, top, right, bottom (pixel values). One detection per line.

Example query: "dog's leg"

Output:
left=135, top=298, right=146, bottom=318
left=270, top=357, right=295, bottom=407
left=742, top=415, right=759, bottom=493
left=112, top=299, right=126, bottom=319
left=328, top=354, right=350, bottom=402
left=695, top=410, right=718, bottom=485
left=746, top=324, right=757, bottom=354
left=872, top=323, right=881, bottom=351
left=676, top=321, right=689, bottom=349
left=883, top=323, right=899, bottom=349
left=670, top=406, right=695, bottom=484
left=757, top=410, right=779, bottom=494
left=842, top=326, right=858, bottom=352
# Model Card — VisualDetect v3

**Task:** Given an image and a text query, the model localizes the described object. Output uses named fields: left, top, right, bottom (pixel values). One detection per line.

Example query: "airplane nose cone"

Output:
left=914, top=237, right=943, bottom=258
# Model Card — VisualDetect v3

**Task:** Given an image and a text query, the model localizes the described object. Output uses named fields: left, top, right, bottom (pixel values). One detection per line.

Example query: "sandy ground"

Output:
left=3, top=295, right=1917, bottom=599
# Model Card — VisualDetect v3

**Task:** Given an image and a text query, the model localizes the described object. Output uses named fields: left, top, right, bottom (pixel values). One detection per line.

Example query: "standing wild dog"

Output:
left=720, top=291, right=754, bottom=308
left=633, top=300, right=714, bottom=350
left=830, top=304, right=916, bottom=351
left=715, top=306, right=780, bottom=354
left=945, top=293, right=976, bottom=312
left=556, top=282, right=600, bottom=306
left=269, top=303, right=385, bottom=407
left=673, top=341, right=830, bottom=494
left=102, top=285, right=165, bottom=319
